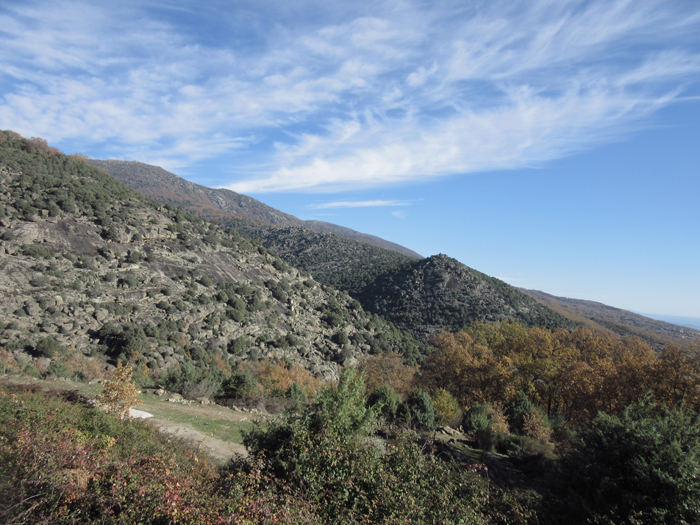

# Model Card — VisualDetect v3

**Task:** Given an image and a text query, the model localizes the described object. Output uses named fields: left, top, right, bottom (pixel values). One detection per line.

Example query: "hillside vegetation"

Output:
left=357, top=254, right=578, bottom=339
left=0, top=130, right=427, bottom=390
left=223, top=218, right=414, bottom=295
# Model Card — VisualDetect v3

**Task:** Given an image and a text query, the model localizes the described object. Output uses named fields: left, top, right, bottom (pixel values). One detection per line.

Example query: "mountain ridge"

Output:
left=85, top=158, right=423, bottom=259
left=520, top=288, right=700, bottom=348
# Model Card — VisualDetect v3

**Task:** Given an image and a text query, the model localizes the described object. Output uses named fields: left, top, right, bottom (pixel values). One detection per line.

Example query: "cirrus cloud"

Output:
left=308, top=199, right=415, bottom=209
left=0, top=0, right=699, bottom=190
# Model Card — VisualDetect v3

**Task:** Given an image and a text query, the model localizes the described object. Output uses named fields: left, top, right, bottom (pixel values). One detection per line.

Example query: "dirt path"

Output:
left=1, top=377, right=253, bottom=465
left=149, top=418, right=248, bottom=463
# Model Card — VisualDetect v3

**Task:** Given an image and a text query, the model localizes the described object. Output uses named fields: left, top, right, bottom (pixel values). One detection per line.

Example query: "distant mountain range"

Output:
left=87, top=157, right=699, bottom=349
left=635, top=313, right=700, bottom=332
left=521, top=289, right=700, bottom=349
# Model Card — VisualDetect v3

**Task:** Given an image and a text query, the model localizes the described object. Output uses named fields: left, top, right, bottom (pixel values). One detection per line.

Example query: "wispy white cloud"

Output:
left=308, top=199, right=414, bottom=209
left=1, top=0, right=699, bottom=191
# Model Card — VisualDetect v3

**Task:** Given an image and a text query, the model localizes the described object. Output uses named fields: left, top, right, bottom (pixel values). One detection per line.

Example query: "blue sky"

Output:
left=1, top=0, right=699, bottom=318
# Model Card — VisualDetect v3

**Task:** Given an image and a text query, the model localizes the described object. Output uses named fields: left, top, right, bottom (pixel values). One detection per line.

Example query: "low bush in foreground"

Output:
left=242, top=369, right=529, bottom=524
left=549, top=397, right=700, bottom=525
left=0, top=379, right=527, bottom=524
left=0, top=383, right=226, bottom=524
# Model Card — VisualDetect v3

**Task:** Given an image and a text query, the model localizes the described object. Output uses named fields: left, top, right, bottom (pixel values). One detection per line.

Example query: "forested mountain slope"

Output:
left=0, top=131, right=428, bottom=383
left=357, top=254, right=579, bottom=339
left=86, top=158, right=577, bottom=340
left=222, top=218, right=413, bottom=294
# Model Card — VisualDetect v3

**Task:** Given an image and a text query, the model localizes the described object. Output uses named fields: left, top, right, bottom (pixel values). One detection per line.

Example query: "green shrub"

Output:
left=228, top=308, right=245, bottom=322
left=159, top=360, right=225, bottom=399
left=222, top=370, right=260, bottom=399
left=23, top=363, right=42, bottom=378
left=182, top=373, right=225, bottom=400
left=33, top=336, right=65, bottom=358
left=464, top=403, right=493, bottom=433
left=228, top=336, right=250, bottom=356
left=47, top=360, right=71, bottom=379
left=552, top=397, right=700, bottom=524
left=506, top=391, right=548, bottom=435
left=158, top=360, right=201, bottom=393
left=403, top=390, right=436, bottom=430
left=102, top=224, right=120, bottom=241
left=198, top=275, right=213, bottom=287
left=368, top=384, right=401, bottom=421
left=22, top=245, right=52, bottom=259
left=118, top=274, right=138, bottom=288
left=334, top=331, right=350, bottom=346
left=286, top=382, right=307, bottom=404
left=463, top=402, right=510, bottom=450
left=125, top=250, right=141, bottom=263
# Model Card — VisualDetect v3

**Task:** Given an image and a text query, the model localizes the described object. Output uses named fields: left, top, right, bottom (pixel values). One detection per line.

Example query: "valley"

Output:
left=2, top=130, right=700, bottom=524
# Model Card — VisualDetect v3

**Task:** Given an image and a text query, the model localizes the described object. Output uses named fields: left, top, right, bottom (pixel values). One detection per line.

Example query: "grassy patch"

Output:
left=140, top=397, right=257, bottom=444
left=2, top=377, right=260, bottom=445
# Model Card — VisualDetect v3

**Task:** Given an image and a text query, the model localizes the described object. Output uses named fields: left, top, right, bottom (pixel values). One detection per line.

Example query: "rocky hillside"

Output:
left=521, top=288, right=700, bottom=349
left=357, top=254, right=579, bottom=340
left=86, top=158, right=422, bottom=259
left=0, top=131, right=427, bottom=383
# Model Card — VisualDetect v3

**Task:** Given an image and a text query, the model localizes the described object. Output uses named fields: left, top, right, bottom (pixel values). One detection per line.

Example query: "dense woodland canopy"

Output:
left=423, top=321, right=700, bottom=424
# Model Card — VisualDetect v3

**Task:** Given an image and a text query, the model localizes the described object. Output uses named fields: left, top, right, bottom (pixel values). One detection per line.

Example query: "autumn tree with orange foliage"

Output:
left=465, top=322, right=575, bottom=410
left=653, top=344, right=700, bottom=408
left=421, top=331, right=516, bottom=408
left=242, top=360, right=322, bottom=399
left=357, top=352, right=418, bottom=399
left=423, top=321, right=700, bottom=427
left=98, top=362, right=141, bottom=419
